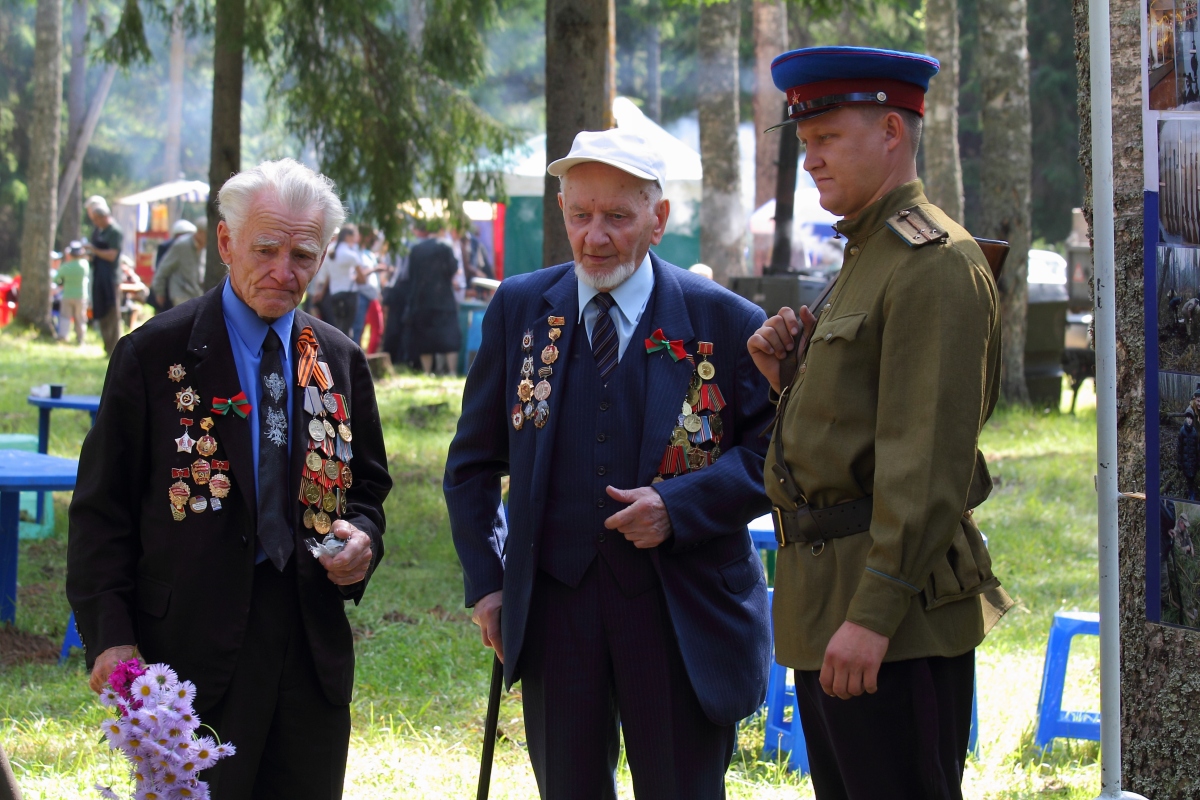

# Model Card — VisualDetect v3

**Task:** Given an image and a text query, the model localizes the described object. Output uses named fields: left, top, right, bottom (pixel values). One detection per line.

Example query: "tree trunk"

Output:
left=543, top=0, right=614, bottom=267
left=16, top=0, right=63, bottom=335
left=645, top=0, right=661, bottom=123
left=408, top=0, right=425, bottom=49
left=979, top=0, right=1032, bottom=403
left=164, top=3, right=186, bottom=184
left=61, top=0, right=87, bottom=247
left=1074, top=0, right=1200, bottom=793
left=57, top=64, right=116, bottom=226
left=924, top=0, right=964, bottom=224
left=787, top=3, right=812, bottom=51
left=753, top=0, right=786, bottom=211
left=205, top=0, right=246, bottom=291
left=698, top=0, right=744, bottom=285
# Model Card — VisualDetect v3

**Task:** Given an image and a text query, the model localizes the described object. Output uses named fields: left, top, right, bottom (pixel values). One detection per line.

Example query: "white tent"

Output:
left=117, top=180, right=209, bottom=206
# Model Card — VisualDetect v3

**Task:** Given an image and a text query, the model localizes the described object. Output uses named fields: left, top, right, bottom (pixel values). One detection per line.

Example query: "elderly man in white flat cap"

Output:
left=445, top=128, right=775, bottom=798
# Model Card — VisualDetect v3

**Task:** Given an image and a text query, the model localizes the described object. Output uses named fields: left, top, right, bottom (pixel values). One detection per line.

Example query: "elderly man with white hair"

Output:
left=445, top=129, right=774, bottom=798
left=67, top=159, right=393, bottom=799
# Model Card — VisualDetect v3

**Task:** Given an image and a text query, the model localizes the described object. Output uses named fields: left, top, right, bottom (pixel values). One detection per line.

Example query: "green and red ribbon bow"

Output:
left=211, top=391, right=252, bottom=418
left=645, top=329, right=687, bottom=361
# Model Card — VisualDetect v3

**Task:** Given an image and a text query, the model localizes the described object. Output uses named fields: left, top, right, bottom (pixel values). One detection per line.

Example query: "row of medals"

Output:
left=656, top=346, right=724, bottom=482
left=167, top=373, right=232, bottom=521
left=298, top=389, right=354, bottom=536
left=511, top=315, right=566, bottom=431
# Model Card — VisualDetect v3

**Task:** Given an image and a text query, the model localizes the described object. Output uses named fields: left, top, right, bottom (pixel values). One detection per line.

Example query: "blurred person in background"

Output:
left=407, top=224, right=461, bottom=375
left=351, top=228, right=386, bottom=351
left=152, top=217, right=207, bottom=311
left=56, top=241, right=90, bottom=345
left=157, top=218, right=198, bottom=268
left=323, top=223, right=364, bottom=336
left=84, top=195, right=123, bottom=355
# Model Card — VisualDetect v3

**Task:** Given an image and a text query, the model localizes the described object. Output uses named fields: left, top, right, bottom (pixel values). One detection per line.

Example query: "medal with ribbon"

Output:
left=295, top=326, right=349, bottom=537
left=211, top=391, right=252, bottom=418
left=652, top=340, right=726, bottom=483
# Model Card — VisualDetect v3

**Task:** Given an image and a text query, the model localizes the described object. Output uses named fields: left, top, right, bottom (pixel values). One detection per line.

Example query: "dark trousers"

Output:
left=795, top=650, right=975, bottom=800
left=520, top=559, right=735, bottom=800
left=201, top=560, right=351, bottom=800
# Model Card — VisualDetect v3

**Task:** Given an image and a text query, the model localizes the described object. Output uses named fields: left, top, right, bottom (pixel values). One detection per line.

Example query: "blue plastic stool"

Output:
left=762, top=660, right=811, bottom=773
left=59, top=610, right=83, bottom=665
left=1035, top=610, right=1101, bottom=750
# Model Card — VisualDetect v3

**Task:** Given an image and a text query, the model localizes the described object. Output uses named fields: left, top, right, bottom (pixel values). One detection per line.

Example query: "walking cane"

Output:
left=476, top=653, right=504, bottom=800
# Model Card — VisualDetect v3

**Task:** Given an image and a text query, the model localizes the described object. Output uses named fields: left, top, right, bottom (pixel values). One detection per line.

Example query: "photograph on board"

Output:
left=1158, top=371, right=1200, bottom=502
left=1158, top=497, right=1200, bottom=628
left=1155, top=244, right=1200, bottom=372
left=1159, top=120, right=1200, bottom=246
left=1149, top=0, right=1200, bottom=111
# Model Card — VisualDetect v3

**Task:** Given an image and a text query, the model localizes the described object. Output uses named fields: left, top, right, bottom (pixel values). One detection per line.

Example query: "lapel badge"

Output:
left=175, top=426, right=196, bottom=454
left=196, top=434, right=218, bottom=458
left=341, top=463, right=353, bottom=488
left=548, top=315, right=565, bottom=327
left=210, top=497, right=223, bottom=512
left=190, top=459, right=211, bottom=485
left=189, top=495, right=208, bottom=514
left=517, top=379, right=535, bottom=403
left=541, top=344, right=559, bottom=365
left=169, top=481, right=190, bottom=513
left=533, top=400, right=550, bottom=429
left=511, top=403, right=525, bottom=430
left=167, top=364, right=187, bottom=383
left=521, top=330, right=534, bottom=350
left=209, top=472, right=231, bottom=498
left=533, top=380, right=552, bottom=402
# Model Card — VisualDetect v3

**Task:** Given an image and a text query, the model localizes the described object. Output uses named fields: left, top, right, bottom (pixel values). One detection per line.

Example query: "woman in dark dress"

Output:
left=406, top=230, right=461, bottom=375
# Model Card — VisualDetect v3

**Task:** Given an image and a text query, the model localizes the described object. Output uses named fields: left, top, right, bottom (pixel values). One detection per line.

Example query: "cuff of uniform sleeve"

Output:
left=844, top=568, right=918, bottom=639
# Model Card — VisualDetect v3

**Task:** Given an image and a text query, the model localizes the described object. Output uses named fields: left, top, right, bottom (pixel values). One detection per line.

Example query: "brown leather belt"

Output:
left=772, top=496, right=873, bottom=551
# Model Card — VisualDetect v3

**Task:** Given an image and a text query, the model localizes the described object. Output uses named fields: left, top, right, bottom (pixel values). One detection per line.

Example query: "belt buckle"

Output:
left=772, top=506, right=787, bottom=547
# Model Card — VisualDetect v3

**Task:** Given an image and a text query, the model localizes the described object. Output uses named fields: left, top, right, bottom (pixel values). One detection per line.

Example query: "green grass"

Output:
left=0, top=328, right=1102, bottom=798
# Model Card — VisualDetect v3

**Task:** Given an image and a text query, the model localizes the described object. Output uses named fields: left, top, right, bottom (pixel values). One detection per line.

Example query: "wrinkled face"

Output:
left=796, top=107, right=897, bottom=218
left=559, top=162, right=669, bottom=290
left=217, top=191, right=326, bottom=321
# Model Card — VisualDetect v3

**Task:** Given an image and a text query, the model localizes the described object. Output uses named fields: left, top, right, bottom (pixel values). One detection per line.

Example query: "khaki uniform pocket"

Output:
left=922, top=512, right=1013, bottom=631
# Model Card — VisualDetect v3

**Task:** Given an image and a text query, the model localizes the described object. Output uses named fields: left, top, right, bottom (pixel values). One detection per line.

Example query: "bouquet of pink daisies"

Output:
left=94, top=659, right=234, bottom=800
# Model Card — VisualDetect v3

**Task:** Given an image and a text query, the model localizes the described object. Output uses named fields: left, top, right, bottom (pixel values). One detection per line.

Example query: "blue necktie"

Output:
left=257, top=328, right=292, bottom=570
left=591, top=293, right=619, bottom=382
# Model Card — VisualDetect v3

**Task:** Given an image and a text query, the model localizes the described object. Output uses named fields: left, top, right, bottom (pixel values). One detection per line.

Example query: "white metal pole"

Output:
left=1088, top=0, right=1148, bottom=793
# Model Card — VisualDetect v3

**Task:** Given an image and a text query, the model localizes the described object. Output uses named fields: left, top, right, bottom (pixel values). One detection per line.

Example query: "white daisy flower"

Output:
left=99, top=688, right=122, bottom=707
left=146, top=664, right=179, bottom=690
left=130, top=675, right=160, bottom=703
left=213, top=742, right=236, bottom=760
left=191, top=737, right=218, bottom=769
left=172, top=681, right=197, bottom=706
left=95, top=784, right=121, bottom=800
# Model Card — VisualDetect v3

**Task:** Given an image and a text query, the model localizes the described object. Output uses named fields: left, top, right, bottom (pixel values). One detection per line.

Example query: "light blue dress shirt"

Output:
left=577, top=252, right=655, bottom=361
left=221, top=280, right=296, bottom=563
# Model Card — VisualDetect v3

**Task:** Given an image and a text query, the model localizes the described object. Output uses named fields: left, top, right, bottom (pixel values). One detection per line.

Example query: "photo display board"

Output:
left=1145, top=0, right=1200, bottom=629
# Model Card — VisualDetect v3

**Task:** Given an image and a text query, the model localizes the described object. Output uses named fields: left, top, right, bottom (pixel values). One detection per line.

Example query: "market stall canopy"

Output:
left=117, top=180, right=210, bottom=206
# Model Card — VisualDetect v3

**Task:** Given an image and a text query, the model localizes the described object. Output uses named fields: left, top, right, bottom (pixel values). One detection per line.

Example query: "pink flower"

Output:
left=107, top=659, right=147, bottom=700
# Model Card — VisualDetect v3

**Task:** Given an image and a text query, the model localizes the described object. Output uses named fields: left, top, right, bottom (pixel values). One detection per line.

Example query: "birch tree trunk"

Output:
left=543, top=0, right=613, bottom=267
left=205, top=0, right=245, bottom=290
left=979, top=0, right=1032, bottom=403
left=1074, top=0, right=1200, bottom=792
left=753, top=0, right=786, bottom=211
left=924, top=0, right=964, bottom=223
left=698, top=0, right=744, bottom=285
left=61, top=0, right=87, bottom=246
left=163, top=3, right=186, bottom=184
left=16, top=0, right=62, bottom=335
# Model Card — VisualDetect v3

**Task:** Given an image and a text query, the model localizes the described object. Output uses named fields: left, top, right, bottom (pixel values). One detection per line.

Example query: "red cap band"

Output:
left=786, top=78, right=926, bottom=118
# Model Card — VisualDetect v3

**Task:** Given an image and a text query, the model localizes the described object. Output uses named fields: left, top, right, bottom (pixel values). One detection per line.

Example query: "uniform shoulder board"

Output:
left=886, top=205, right=949, bottom=248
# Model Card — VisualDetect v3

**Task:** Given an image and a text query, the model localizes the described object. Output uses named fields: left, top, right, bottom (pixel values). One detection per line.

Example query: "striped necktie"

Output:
left=591, top=292, right=619, bottom=381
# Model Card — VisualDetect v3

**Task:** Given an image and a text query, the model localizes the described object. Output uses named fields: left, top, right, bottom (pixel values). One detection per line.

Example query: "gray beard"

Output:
left=575, top=259, right=638, bottom=291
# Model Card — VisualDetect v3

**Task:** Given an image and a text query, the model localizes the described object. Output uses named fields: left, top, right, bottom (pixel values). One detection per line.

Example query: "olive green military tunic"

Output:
left=767, top=180, right=1012, bottom=671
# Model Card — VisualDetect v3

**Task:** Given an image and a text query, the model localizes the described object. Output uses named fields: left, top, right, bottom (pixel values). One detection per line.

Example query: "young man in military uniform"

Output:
left=747, top=46, right=1013, bottom=800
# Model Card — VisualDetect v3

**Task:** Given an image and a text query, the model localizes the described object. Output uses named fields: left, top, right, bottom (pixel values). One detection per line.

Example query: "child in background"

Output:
left=55, top=241, right=90, bottom=345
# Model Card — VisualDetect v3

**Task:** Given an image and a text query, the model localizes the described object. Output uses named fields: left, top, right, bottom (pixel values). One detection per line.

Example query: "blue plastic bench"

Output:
left=1035, top=610, right=1101, bottom=750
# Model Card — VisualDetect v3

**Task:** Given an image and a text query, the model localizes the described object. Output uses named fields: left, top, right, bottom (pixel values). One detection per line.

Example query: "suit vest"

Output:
left=539, top=291, right=659, bottom=596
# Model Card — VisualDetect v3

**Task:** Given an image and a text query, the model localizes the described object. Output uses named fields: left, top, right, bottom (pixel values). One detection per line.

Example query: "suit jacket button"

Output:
left=596, top=433, right=606, bottom=442
left=600, top=401, right=610, bottom=411
left=597, top=466, right=607, bottom=476
left=596, top=499, right=606, bottom=508
left=598, top=533, right=606, bottom=542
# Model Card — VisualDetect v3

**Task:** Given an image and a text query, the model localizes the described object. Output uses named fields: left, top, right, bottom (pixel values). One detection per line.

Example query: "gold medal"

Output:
left=323, top=419, right=336, bottom=440
left=517, top=379, right=535, bottom=402
left=175, top=387, right=199, bottom=412
left=533, top=380, right=551, bottom=402
left=306, top=450, right=323, bottom=472
left=308, top=418, right=326, bottom=442
left=209, top=473, right=231, bottom=498
left=687, top=449, right=706, bottom=471
left=196, top=435, right=218, bottom=458
left=189, top=495, right=208, bottom=514
left=670, top=427, right=689, bottom=446
left=338, top=423, right=352, bottom=442
left=548, top=315, right=566, bottom=326
left=303, top=507, right=316, bottom=529
left=697, top=361, right=716, bottom=381
left=175, top=431, right=196, bottom=453
left=684, top=414, right=703, bottom=433
left=324, top=459, right=340, bottom=481
left=190, top=459, right=211, bottom=485
left=200, top=417, right=214, bottom=431
left=305, top=481, right=322, bottom=505
left=548, top=327, right=562, bottom=342
left=168, top=364, right=187, bottom=383
left=710, top=414, right=724, bottom=436
left=512, top=403, right=525, bottom=430
left=541, top=345, right=559, bottom=365
left=169, top=480, right=190, bottom=509
left=314, top=511, right=332, bottom=535
left=321, top=490, right=337, bottom=513
left=341, top=463, right=353, bottom=488
left=651, top=476, right=664, bottom=484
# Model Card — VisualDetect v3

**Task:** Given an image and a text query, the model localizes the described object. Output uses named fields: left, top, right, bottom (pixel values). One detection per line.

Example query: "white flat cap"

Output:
left=547, top=128, right=666, bottom=188
left=171, top=219, right=198, bottom=236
